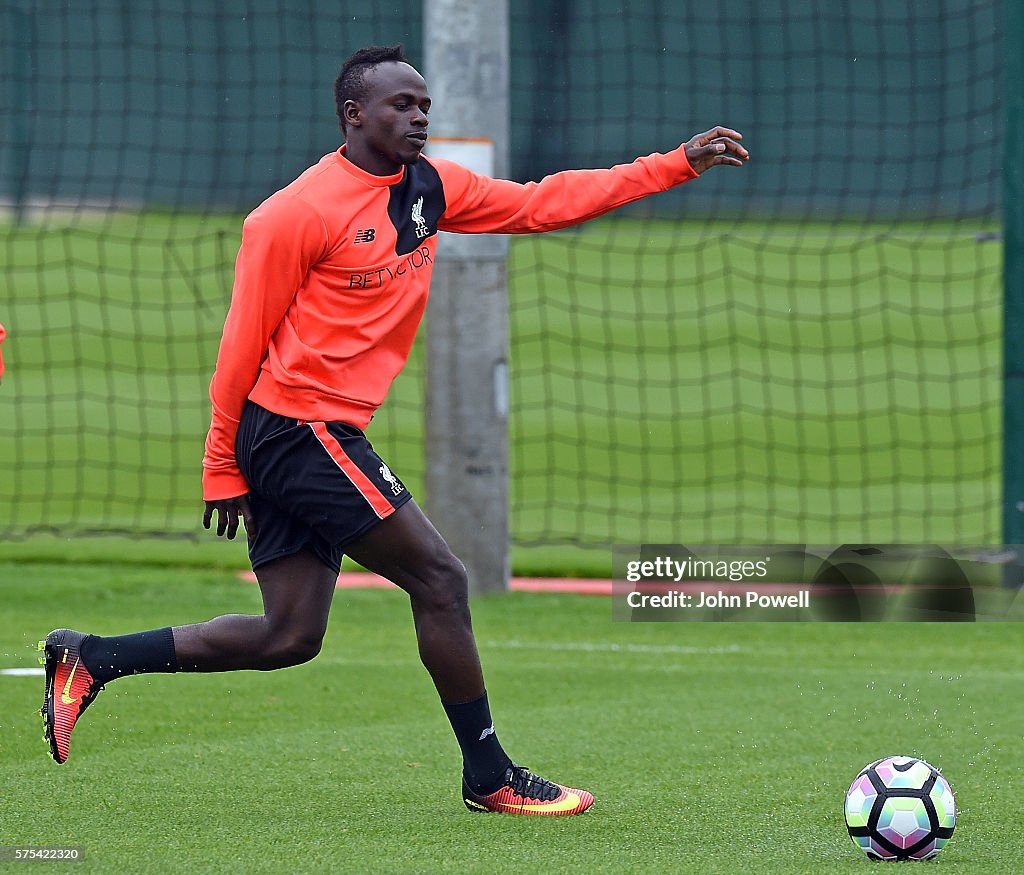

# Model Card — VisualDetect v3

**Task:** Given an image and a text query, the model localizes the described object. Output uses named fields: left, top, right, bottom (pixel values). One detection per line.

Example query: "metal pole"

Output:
left=423, top=0, right=510, bottom=594
left=1004, top=0, right=1024, bottom=549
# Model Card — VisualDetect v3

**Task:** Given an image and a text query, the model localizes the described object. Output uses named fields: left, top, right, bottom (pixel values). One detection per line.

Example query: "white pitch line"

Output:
left=0, top=667, right=45, bottom=677
left=483, top=640, right=742, bottom=656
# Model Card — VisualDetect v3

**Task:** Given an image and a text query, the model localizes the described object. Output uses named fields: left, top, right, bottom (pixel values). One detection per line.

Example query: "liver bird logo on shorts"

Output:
left=379, top=464, right=404, bottom=496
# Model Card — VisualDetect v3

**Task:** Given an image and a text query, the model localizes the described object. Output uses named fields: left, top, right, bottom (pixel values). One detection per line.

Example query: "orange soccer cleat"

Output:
left=463, top=764, right=594, bottom=816
left=38, top=629, right=104, bottom=764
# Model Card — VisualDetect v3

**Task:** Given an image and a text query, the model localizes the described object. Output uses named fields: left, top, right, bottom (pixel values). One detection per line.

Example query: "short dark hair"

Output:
left=334, top=45, right=409, bottom=133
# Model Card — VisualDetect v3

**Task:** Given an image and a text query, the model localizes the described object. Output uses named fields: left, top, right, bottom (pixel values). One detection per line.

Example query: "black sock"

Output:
left=80, top=628, right=178, bottom=686
left=442, top=691, right=513, bottom=795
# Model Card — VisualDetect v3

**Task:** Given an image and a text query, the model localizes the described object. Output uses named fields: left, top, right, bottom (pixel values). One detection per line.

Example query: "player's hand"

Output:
left=684, top=126, right=749, bottom=174
left=203, top=493, right=257, bottom=540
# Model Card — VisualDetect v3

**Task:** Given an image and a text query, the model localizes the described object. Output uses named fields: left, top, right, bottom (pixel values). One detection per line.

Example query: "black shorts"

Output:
left=235, top=400, right=412, bottom=574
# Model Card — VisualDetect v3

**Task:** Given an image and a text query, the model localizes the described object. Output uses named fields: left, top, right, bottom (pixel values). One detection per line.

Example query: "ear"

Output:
left=343, top=99, right=363, bottom=129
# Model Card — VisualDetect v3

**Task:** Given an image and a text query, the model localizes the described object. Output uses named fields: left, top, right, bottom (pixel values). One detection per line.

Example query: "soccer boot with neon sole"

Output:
left=463, top=764, right=594, bottom=815
left=38, top=629, right=104, bottom=764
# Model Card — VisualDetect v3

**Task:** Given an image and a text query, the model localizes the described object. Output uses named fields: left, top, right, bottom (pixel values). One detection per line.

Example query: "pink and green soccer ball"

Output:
left=845, top=756, right=956, bottom=861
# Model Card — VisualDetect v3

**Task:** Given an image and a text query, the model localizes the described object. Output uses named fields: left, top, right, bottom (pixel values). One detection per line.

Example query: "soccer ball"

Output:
left=844, top=756, right=956, bottom=861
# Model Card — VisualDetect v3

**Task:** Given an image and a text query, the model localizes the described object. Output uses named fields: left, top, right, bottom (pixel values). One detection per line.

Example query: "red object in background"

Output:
left=0, top=321, right=6, bottom=380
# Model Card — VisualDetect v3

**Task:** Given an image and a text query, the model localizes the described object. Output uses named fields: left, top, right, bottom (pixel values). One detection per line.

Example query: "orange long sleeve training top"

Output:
left=202, top=144, right=699, bottom=500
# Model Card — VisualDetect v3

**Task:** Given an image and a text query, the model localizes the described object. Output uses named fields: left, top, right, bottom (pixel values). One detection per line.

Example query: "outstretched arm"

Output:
left=435, top=126, right=748, bottom=235
left=682, top=126, right=748, bottom=174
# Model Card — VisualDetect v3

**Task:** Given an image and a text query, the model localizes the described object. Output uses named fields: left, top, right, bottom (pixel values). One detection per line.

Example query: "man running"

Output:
left=40, top=44, right=748, bottom=815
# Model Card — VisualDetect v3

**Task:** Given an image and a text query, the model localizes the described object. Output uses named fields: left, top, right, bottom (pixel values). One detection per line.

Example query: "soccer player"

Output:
left=40, top=45, right=747, bottom=815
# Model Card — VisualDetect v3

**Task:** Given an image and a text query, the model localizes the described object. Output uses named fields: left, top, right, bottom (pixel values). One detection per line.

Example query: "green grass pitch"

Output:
left=0, top=214, right=1004, bottom=575
left=0, top=211, right=1013, bottom=869
left=2, top=563, right=1023, bottom=873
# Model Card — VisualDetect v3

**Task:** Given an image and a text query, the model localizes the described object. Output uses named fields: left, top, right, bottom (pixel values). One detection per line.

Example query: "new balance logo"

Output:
left=379, top=464, right=404, bottom=496
left=478, top=724, right=495, bottom=741
left=411, top=196, right=430, bottom=239
left=354, top=228, right=376, bottom=243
